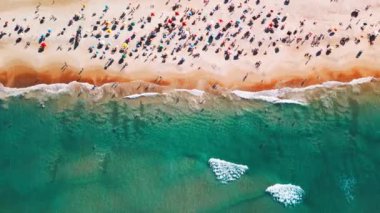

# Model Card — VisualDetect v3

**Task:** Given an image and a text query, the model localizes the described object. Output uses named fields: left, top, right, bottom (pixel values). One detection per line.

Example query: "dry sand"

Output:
left=0, top=0, right=380, bottom=91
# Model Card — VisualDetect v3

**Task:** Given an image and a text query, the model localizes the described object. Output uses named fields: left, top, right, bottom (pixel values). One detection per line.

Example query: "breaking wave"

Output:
left=266, top=184, right=305, bottom=207
left=0, top=77, right=378, bottom=107
left=208, top=158, right=248, bottom=184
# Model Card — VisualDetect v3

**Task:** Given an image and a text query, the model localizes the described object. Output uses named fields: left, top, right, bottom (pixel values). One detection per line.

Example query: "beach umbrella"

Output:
left=175, top=11, right=180, bottom=16
left=151, top=12, right=155, bottom=17
left=131, top=22, right=135, bottom=26
left=106, top=29, right=112, bottom=33
left=40, top=42, right=47, bottom=47
left=122, top=43, right=128, bottom=49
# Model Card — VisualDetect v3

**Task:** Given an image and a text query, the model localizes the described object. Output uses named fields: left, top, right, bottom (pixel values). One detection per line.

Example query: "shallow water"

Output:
left=1, top=82, right=380, bottom=212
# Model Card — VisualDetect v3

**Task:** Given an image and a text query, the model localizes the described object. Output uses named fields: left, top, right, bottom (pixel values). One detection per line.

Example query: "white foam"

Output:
left=124, top=92, right=161, bottom=99
left=174, top=89, right=205, bottom=96
left=232, top=77, right=376, bottom=105
left=266, top=184, right=305, bottom=207
left=0, top=77, right=376, bottom=103
left=208, top=158, right=248, bottom=184
left=232, top=90, right=307, bottom=106
left=339, top=176, right=356, bottom=203
left=0, top=82, right=93, bottom=98
left=349, top=77, right=374, bottom=85
left=293, top=76, right=374, bottom=92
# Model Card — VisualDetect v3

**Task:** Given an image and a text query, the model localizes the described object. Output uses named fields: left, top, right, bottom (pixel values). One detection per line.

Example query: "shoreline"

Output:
left=1, top=62, right=380, bottom=92
left=1, top=75, right=377, bottom=107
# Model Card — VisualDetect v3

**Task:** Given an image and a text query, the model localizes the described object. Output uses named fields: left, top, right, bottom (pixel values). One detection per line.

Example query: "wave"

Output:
left=208, top=158, right=248, bottom=184
left=232, top=76, right=376, bottom=106
left=124, top=92, right=162, bottom=99
left=287, top=76, right=374, bottom=92
left=231, top=90, right=307, bottom=106
left=0, top=77, right=378, bottom=106
left=0, top=82, right=92, bottom=97
left=266, top=184, right=305, bottom=207
left=174, top=89, right=205, bottom=97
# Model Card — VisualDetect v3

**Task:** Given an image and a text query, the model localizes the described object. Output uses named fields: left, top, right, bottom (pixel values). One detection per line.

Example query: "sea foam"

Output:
left=0, top=82, right=96, bottom=98
left=0, top=77, right=376, bottom=103
left=208, top=158, right=248, bottom=184
left=232, top=90, right=307, bottom=106
left=266, top=184, right=305, bottom=207
left=124, top=92, right=161, bottom=99
left=339, top=176, right=356, bottom=203
left=174, top=89, right=205, bottom=96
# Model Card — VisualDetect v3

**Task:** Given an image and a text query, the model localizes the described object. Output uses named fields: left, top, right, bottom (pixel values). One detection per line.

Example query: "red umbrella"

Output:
left=40, top=42, right=47, bottom=48
left=182, top=22, right=187, bottom=26
left=151, top=12, right=155, bottom=17
left=175, top=11, right=179, bottom=16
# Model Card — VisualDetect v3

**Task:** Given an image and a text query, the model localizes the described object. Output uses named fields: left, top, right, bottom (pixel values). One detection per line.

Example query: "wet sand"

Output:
left=1, top=62, right=380, bottom=92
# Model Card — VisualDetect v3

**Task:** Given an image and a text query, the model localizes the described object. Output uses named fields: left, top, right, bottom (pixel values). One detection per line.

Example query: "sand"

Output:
left=0, top=0, right=380, bottom=91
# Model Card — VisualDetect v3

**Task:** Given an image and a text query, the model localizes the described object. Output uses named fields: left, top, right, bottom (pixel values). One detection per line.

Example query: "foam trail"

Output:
left=291, top=76, right=375, bottom=92
left=208, top=158, right=248, bottom=184
left=0, top=77, right=377, bottom=103
left=232, top=90, right=307, bottom=106
left=174, top=89, right=205, bottom=96
left=339, top=176, right=356, bottom=203
left=266, top=184, right=305, bottom=207
left=124, top=92, right=161, bottom=99
left=0, top=83, right=70, bottom=96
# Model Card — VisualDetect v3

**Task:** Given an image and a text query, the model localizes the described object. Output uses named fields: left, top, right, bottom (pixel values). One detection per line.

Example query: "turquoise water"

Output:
left=1, top=84, right=380, bottom=212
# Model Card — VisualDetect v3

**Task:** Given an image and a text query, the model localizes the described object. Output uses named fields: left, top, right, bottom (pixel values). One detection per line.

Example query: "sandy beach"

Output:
left=1, top=0, right=380, bottom=91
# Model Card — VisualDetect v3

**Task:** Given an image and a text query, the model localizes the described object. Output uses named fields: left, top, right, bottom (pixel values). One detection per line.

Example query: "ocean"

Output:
left=1, top=79, right=380, bottom=212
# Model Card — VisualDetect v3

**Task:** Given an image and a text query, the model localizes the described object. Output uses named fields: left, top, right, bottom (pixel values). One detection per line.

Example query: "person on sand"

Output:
left=38, top=42, right=47, bottom=53
left=25, top=42, right=30, bottom=49
left=61, top=62, right=68, bottom=71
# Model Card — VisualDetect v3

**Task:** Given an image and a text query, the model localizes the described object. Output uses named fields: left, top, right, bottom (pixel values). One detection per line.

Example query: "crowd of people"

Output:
left=0, top=0, right=378, bottom=75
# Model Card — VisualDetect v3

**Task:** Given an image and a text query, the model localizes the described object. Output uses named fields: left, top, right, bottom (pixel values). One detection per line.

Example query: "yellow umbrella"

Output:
left=122, top=43, right=128, bottom=49
left=106, top=29, right=112, bottom=34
